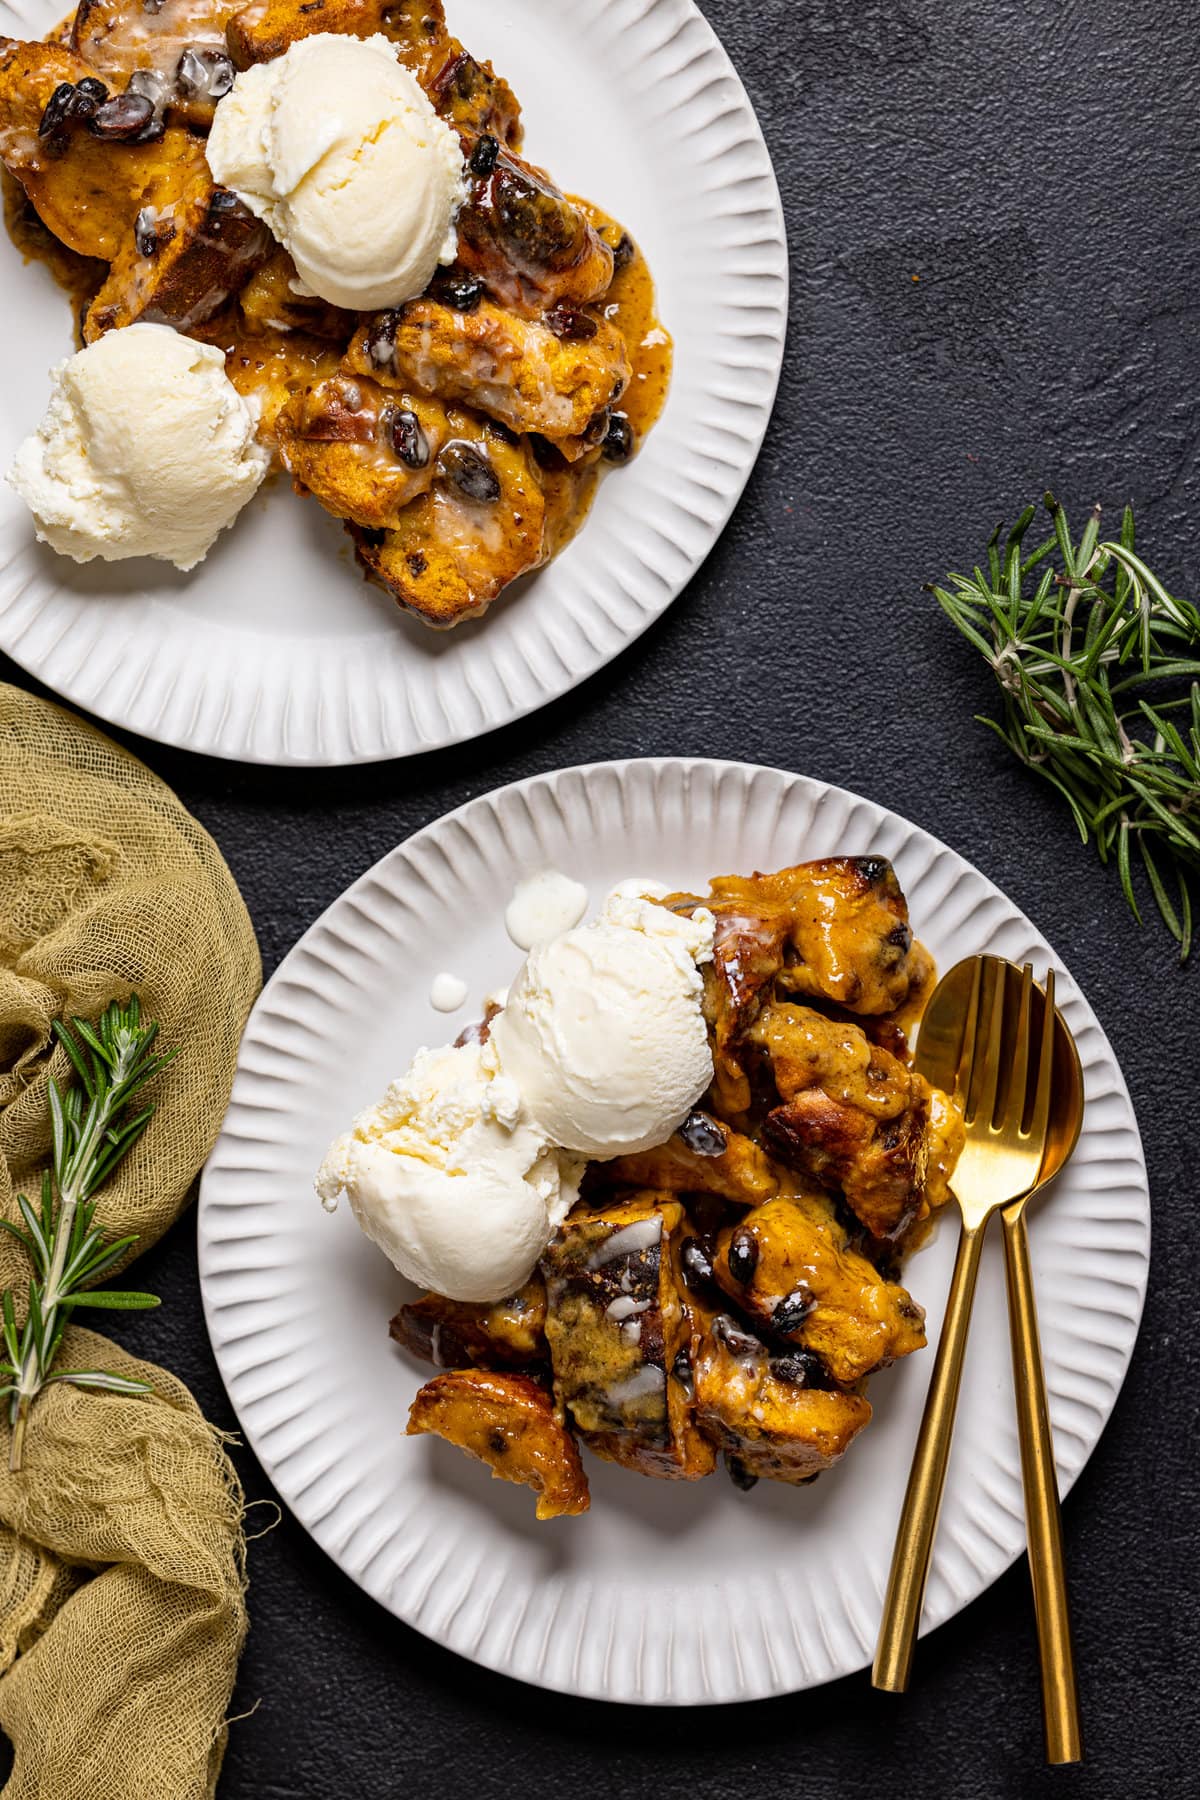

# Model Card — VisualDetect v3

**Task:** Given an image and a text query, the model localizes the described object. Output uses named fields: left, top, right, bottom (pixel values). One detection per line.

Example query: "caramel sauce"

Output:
left=191, top=312, right=344, bottom=447
left=582, top=200, right=674, bottom=440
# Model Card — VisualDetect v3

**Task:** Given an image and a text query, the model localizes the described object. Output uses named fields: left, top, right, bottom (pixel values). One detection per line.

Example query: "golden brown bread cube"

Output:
left=349, top=423, right=550, bottom=627
left=347, top=298, right=629, bottom=443
left=456, top=145, right=615, bottom=316
left=607, top=1112, right=782, bottom=1210
left=203, top=319, right=344, bottom=442
left=390, top=1280, right=547, bottom=1370
left=668, top=858, right=923, bottom=1117
left=229, top=0, right=447, bottom=75
left=712, top=1193, right=926, bottom=1386
left=422, top=37, right=521, bottom=145
left=277, top=376, right=448, bottom=530
left=407, top=1369, right=588, bottom=1520
left=541, top=1193, right=716, bottom=1481
left=84, top=171, right=271, bottom=339
left=750, top=1002, right=936, bottom=1240
left=0, top=38, right=205, bottom=261
left=692, top=1314, right=873, bottom=1483
left=238, top=248, right=357, bottom=342
left=72, top=0, right=242, bottom=127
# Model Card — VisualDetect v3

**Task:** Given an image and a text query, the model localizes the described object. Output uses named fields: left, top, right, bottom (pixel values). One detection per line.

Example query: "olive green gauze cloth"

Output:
left=0, top=683, right=262, bottom=1799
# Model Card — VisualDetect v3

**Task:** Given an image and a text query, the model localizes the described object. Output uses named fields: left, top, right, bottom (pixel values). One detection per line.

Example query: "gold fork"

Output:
left=873, top=955, right=1056, bottom=1694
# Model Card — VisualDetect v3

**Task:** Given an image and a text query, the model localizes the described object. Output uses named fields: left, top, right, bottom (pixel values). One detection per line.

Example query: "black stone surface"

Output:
left=1, top=0, right=1196, bottom=1793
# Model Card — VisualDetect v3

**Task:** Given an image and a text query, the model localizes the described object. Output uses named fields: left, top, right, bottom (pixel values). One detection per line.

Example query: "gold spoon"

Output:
left=875, top=956, right=1085, bottom=1762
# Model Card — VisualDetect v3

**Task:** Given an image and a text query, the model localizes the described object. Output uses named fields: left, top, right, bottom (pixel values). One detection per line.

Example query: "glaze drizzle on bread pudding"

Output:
left=0, top=1, right=671, bottom=621
left=320, top=860, right=964, bottom=1519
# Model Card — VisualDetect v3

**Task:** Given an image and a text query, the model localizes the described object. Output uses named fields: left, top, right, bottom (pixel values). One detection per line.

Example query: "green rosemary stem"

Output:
left=2, top=999, right=176, bottom=1471
left=931, top=496, right=1200, bottom=959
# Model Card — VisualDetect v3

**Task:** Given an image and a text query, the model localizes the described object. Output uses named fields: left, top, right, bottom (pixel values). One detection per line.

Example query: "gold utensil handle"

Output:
left=873, top=1215, right=988, bottom=1692
left=1002, top=1203, right=1083, bottom=1764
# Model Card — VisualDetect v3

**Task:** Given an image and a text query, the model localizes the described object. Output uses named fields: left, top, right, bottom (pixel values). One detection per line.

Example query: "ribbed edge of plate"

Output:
left=199, top=760, right=1149, bottom=1703
left=0, top=0, right=787, bottom=764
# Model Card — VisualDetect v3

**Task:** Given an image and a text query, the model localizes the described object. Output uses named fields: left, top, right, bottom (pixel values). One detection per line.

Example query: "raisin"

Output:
left=134, top=208, right=158, bottom=257
left=727, top=1228, right=758, bottom=1286
left=768, top=1354, right=806, bottom=1386
left=38, top=84, right=76, bottom=140
left=177, top=47, right=234, bottom=101
left=440, top=442, right=500, bottom=503
left=406, top=552, right=427, bottom=576
left=484, top=418, right=519, bottom=446
left=773, top=1283, right=817, bottom=1335
left=612, top=230, right=636, bottom=272
left=366, top=310, right=400, bottom=367
left=680, top=1237, right=717, bottom=1296
left=854, top=857, right=889, bottom=886
left=887, top=921, right=913, bottom=952
left=582, top=407, right=611, bottom=448
left=469, top=132, right=499, bottom=177
left=388, top=408, right=430, bottom=469
left=726, top=1455, right=759, bottom=1491
left=544, top=303, right=598, bottom=341
left=713, top=1314, right=761, bottom=1358
left=528, top=433, right=567, bottom=472
left=202, top=189, right=255, bottom=242
left=87, top=93, right=157, bottom=141
left=126, top=69, right=167, bottom=106
left=671, top=1349, right=694, bottom=1399
left=72, top=77, right=108, bottom=119
left=602, top=413, right=635, bottom=464
left=679, top=1110, right=725, bottom=1157
left=177, top=48, right=209, bottom=95
left=433, top=272, right=484, bottom=311
left=772, top=1351, right=832, bottom=1391
left=209, top=56, right=236, bottom=102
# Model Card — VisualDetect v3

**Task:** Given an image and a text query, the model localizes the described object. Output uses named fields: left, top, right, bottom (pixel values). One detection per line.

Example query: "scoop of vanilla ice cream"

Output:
left=489, top=889, right=716, bottom=1159
left=206, top=34, right=466, bottom=311
left=6, top=324, right=267, bottom=570
left=315, top=1039, right=583, bottom=1303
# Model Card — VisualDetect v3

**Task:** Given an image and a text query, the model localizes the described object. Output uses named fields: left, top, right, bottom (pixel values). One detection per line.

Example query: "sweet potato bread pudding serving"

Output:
left=0, top=0, right=670, bottom=624
left=318, top=858, right=965, bottom=1520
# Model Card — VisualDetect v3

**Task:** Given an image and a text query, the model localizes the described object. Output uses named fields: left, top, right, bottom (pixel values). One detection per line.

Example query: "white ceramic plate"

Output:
left=199, top=758, right=1149, bottom=1704
left=0, top=0, right=786, bottom=764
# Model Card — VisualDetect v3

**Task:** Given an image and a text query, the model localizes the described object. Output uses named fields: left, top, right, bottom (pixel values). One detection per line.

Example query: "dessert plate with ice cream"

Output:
left=198, top=757, right=1149, bottom=1703
left=0, top=0, right=785, bottom=763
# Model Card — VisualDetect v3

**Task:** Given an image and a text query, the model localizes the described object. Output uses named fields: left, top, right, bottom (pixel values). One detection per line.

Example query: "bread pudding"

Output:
left=0, top=1, right=670, bottom=622
left=383, top=858, right=964, bottom=1518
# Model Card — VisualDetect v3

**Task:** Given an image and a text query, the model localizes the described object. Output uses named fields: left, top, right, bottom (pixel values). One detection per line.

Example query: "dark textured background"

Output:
left=2, top=0, right=1197, bottom=1792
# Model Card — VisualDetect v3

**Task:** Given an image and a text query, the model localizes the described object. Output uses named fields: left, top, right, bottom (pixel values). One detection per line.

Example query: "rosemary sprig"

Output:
left=932, top=495, right=1200, bottom=959
left=0, top=997, right=177, bottom=1470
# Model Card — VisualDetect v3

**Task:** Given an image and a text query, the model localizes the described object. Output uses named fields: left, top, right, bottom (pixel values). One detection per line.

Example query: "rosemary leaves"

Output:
left=0, top=997, right=176, bottom=1470
left=932, top=496, right=1200, bottom=958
